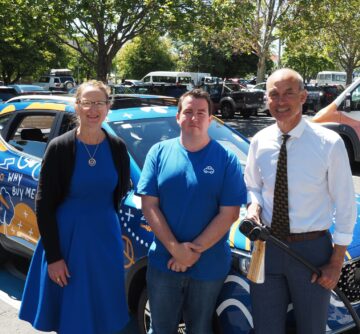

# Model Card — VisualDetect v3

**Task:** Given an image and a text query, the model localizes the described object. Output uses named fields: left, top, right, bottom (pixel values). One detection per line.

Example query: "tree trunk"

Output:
left=96, top=49, right=110, bottom=82
left=345, top=66, right=354, bottom=86
left=256, top=53, right=267, bottom=83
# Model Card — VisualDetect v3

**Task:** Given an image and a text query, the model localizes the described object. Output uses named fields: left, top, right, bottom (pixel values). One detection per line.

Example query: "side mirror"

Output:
left=344, top=93, right=351, bottom=112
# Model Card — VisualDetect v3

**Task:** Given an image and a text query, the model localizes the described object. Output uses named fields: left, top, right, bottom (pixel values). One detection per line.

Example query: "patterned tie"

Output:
left=271, top=134, right=290, bottom=240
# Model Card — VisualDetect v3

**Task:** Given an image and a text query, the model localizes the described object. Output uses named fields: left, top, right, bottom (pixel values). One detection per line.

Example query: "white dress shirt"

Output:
left=245, top=118, right=357, bottom=245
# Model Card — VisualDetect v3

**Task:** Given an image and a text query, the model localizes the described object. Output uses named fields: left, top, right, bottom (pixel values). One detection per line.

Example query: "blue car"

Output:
left=0, top=98, right=359, bottom=333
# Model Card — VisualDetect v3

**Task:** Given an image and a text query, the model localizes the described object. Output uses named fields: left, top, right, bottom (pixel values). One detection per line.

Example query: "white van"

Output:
left=316, top=71, right=346, bottom=87
left=142, top=71, right=210, bottom=86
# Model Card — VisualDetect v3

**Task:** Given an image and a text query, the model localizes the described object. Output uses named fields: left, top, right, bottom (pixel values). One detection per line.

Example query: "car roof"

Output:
left=0, top=86, right=17, bottom=92
left=5, top=94, right=76, bottom=104
left=0, top=101, right=75, bottom=115
left=8, top=84, right=45, bottom=92
left=108, top=105, right=178, bottom=122
left=0, top=97, right=178, bottom=121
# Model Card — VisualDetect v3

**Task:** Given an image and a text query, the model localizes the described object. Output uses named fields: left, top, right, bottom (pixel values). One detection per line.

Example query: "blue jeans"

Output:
left=146, top=265, right=225, bottom=334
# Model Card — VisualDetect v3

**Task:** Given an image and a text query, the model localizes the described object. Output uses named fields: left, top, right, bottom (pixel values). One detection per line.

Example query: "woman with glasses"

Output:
left=19, top=80, right=130, bottom=334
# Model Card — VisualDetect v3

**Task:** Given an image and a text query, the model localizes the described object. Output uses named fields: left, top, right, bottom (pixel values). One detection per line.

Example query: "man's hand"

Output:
left=167, top=242, right=203, bottom=272
left=311, top=244, right=346, bottom=290
left=171, top=242, right=202, bottom=267
left=48, top=259, right=71, bottom=288
left=167, top=258, right=188, bottom=272
left=311, top=262, right=342, bottom=290
left=246, top=203, right=262, bottom=225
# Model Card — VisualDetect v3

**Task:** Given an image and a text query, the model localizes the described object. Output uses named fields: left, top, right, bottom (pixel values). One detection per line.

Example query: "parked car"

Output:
left=250, top=82, right=266, bottom=91
left=34, top=69, right=76, bottom=92
left=303, top=85, right=344, bottom=114
left=7, top=85, right=45, bottom=94
left=5, top=94, right=75, bottom=104
left=203, top=82, right=265, bottom=119
left=0, top=86, right=18, bottom=102
left=110, top=83, right=188, bottom=98
left=312, top=78, right=360, bottom=163
left=225, top=78, right=248, bottom=88
left=0, top=99, right=359, bottom=333
left=319, top=85, right=344, bottom=106
left=122, top=79, right=144, bottom=86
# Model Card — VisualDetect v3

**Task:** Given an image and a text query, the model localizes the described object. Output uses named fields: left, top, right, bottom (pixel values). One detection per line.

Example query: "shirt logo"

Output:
left=203, top=166, right=215, bottom=174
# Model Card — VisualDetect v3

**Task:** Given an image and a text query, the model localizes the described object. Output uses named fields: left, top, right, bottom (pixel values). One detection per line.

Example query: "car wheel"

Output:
left=137, top=287, right=223, bottom=334
left=65, top=82, right=74, bottom=90
left=221, top=103, right=234, bottom=119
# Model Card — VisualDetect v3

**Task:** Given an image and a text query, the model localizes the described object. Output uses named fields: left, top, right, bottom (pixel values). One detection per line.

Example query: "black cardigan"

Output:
left=36, top=128, right=130, bottom=264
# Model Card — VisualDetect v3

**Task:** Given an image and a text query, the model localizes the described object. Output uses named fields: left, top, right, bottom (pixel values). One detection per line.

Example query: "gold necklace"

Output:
left=82, top=141, right=100, bottom=167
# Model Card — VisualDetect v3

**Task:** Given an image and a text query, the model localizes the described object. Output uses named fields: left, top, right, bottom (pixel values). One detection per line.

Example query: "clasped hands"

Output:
left=167, top=242, right=202, bottom=273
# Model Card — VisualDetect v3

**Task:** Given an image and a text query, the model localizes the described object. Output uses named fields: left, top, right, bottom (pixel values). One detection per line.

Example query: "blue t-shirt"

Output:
left=137, top=137, right=247, bottom=280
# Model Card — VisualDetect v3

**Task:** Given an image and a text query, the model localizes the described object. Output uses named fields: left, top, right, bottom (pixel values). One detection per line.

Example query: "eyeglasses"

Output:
left=78, top=100, right=109, bottom=109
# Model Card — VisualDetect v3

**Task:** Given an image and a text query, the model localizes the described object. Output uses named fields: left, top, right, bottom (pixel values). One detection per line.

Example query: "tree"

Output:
left=196, top=0, right=293, bottom=83
left=116, top=35, right=176, bottom=80
left=46, top=0, right=204, bottom=81
left=282, top=49, right=335, bottom=83
left=281, top=0, right=360, bottom=85
left=0, top=0, right=66, bottom=84
left=175, top=40, right=260, bottom=78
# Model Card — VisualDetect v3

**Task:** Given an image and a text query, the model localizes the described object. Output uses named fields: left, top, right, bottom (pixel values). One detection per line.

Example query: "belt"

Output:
left=284, top=230, right=328, bottom=242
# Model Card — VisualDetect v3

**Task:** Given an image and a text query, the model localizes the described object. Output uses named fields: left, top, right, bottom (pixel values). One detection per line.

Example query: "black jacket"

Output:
left=36, top=128, right=130, bottom=264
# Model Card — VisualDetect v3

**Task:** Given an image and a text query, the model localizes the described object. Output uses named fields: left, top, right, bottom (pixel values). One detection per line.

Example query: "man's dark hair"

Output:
left=177, top=89, right=213, bottom=115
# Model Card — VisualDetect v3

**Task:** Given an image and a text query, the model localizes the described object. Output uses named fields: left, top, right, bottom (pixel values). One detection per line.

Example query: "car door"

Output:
left=0, top=110, right=66, bottom=256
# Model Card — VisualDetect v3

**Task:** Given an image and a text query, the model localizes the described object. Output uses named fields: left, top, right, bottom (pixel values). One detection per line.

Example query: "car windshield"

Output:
left=109, top=117, right=249, bottom=169
left=305, top=86, right=321, bottom=92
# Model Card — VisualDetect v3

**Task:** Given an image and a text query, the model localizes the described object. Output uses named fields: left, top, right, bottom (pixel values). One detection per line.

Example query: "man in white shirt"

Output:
left=245, top=68, right=357, bottom=334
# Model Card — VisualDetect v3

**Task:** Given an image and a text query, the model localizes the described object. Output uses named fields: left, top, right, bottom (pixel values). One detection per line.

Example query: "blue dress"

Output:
left=19, top=138, right=129, bottom=334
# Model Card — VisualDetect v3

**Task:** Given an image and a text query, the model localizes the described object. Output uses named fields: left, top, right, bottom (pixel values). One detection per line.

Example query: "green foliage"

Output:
left=175, top=40, right=260, bottom=78
left=280, top=0, right=360, bottom=85
left=0, top=0, right=67, bottom=84
left=282, top=50, right=335, bottom=83
left=116, top=35, right=176, bottom=79
left=45, top=0, right=205, bottom=81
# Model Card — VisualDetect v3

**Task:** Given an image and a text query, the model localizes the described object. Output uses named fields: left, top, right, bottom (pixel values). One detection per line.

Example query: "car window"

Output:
left=351, top=86, right=360, bottom=110
left=0, top=114, right=12, bottom=132
left=152, top=76, right=176, bottom=84
left=8, top=114, right=56, bottom=158
left=39, top=76, right=50, bottom=83
left=0, top=92, right=17, bottom=102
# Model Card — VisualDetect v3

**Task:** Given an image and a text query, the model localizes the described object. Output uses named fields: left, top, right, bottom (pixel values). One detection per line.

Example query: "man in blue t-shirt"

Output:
left=137, top=89, right=247, bottom=334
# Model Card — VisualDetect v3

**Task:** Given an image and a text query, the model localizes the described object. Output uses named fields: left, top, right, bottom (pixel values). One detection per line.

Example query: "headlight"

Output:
left=231, top=248, right=251, bottom=276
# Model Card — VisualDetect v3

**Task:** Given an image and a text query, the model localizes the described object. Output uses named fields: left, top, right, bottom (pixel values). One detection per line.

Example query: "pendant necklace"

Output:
left=82, top=141, right=100, bottom=167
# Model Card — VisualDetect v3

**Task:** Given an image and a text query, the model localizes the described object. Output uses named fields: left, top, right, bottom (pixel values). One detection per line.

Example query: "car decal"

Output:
left=0, top=105, right=16, bottom=115
left=122, top=235, right=135, bottom=269
left=25, top=102, right=67, bottom=111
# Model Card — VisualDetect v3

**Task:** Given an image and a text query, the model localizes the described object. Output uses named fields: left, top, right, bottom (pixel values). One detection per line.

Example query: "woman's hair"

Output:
left=75, top=80, right=111, bottom=102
